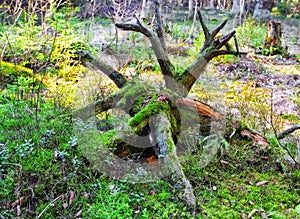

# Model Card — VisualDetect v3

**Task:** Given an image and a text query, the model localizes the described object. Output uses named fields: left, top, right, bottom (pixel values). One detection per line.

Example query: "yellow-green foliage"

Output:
left=0, top=61, right=33, bottom=89
left=100, top=129, right=121, bottom=147
left=235, top=18, right=267, bottom=49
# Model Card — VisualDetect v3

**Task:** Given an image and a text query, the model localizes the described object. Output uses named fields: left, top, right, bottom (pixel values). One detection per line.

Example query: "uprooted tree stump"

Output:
left=73, top=0, right=246, bottom=212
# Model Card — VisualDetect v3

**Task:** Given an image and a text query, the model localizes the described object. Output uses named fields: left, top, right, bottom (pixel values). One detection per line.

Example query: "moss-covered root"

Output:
left=152, top=113, right=196, bottom=211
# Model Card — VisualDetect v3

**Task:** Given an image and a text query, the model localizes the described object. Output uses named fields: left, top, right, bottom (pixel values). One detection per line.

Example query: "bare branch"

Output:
left=234, top=35, right=240, bottom=56
left=215, top=31, right=236, bottom=50
left=77, top=50, right=127, bottom=88
left=73, top=95, right=114, bottom=120
left=207, top=50, right=247, bottom=59
left=116, top=18, right=151, bottom=37
left=211, top=19, right=228, bottom=38
left=116, top=18, right=176, bottom=85
left=197, top=10, right=210, bottom=40
left=180, top=11, right=246, bottom=92
left=277, top=124, right=300, bottom=140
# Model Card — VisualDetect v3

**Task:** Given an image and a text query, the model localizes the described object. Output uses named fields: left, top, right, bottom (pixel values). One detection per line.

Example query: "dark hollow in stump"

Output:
left=264, top=20, right=286, bottom=55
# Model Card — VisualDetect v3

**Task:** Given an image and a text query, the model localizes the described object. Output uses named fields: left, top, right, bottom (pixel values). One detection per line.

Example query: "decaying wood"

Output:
left=177, top=98, right=224, bottom=120
left=265, top=21, right=282, bottom=48
left=153, top=0, right=166, bottom=51
left=180, top=10, right=245, bottom=91
left=77, top=50, right=127, bottom=88
left=277, top=124, right=300, bottom=139
left=73, top=95, right=114, bottom=120
left=151, top=113, right=196, bottom=209
left=75, top=7, right=246, bottom=211
left=241, top=129, right=269, bottom=147
left=115, top=16, right=176, bottom=88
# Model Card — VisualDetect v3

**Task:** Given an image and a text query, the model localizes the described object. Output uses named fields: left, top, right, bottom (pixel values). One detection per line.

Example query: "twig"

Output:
left=36, top=195, right=64, bottom=219
left=269, top=90, right=299, bottom=166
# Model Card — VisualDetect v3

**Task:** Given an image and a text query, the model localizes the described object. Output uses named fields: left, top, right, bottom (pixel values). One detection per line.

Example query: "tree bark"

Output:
left=253, top=0, right=274, bottom=19
left=263, top=21, right=286, bottom=55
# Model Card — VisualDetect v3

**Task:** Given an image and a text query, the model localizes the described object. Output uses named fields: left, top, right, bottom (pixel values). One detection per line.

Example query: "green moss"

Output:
left=100, top=129, right=120, bottom=147
left=0, top=61, right=34, bottom=89
left=129, top=95, right=154, bottom=116
left=129, top=100, right=171, bottom=127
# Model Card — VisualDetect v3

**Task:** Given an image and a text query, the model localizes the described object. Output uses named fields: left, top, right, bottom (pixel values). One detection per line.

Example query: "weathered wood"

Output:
left=265, top=21, right=283, bottom=48
left=176, top=98, right=224, bottom=120
left=115, top=17, right=176, bottom=84
left=277, top=124, right=300, bottom=139
left=241, top=129, right=269, bottom=147
left=74, top=7, right=246, bottom=211
left=77, top=50, right=127, bottom=88
left=179, top=11, right=244, bottom=92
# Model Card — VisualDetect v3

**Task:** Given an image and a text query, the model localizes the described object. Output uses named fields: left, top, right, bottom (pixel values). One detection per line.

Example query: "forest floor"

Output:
left=1, top=9, right=300, bottom=219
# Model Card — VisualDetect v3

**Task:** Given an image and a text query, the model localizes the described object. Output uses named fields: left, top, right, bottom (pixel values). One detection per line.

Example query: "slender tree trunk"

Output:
left=188, top=0, right=194, bottom=19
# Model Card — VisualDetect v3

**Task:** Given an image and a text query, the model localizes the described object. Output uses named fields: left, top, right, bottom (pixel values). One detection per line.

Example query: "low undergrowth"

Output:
left=1, top=4, right=300, bottom=218
left=1, top=95, right=300, bottom=218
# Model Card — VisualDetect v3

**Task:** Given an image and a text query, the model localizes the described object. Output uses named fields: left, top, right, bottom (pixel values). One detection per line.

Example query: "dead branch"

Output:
left=77, top=50, right=127, bottom=88
left=180, top=10, right=246, bottom=91
left=115, top=16, right=176, bottom=86
left=153, top=0, right=166, bottom=51
left=277, top=124, right=300, bottom=140
left=241, top=129, right=269, bottom=147
left=73, top=95, right=114, bottom=120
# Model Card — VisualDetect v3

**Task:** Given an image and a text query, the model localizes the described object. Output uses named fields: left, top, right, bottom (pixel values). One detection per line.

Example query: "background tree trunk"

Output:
left=253, top=0, right=274, bottom=19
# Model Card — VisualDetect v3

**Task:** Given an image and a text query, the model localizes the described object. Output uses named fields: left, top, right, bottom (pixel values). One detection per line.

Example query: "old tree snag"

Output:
left=263, top=20, right=286, bottom=55
left=74, top=1, right=244, bottom=210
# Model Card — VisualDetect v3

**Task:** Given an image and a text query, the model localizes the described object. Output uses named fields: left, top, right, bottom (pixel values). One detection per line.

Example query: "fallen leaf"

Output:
left=248, top=208, right=258, bottom=218
left=120, top=149, right=129, bottom=156
left=146, top=155, right=157, bottom=163
left=261, top=212, right=267, bottom=218
left=69, top=191, right=75, bottom=205
left=54, top=149, right=58, bottom=160
left=261, top=156, right=270, bottom=160
left=220, top=160, right=228, bottom=164
left=11, top=197, right=24, bottom=208
left=256, top=181, right=268, bottom=186
left=63, top=202, right=68, bottom=209
left=81, top=192, right=89, bottom=199
left=16, top=205, right=21, bottom=216
left=148, top=190, right=156, bottom=195
left=75, top=209, right=82, bottom=218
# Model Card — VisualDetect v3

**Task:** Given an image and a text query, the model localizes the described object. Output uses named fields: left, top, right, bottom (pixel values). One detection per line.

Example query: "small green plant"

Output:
left=15, top=139, right=35, bottom=157
left=236, top=18, right=267, bottom=49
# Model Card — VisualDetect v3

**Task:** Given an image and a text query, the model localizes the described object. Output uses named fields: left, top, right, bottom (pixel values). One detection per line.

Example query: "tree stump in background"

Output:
left=264, top=20, right=286, bottom=55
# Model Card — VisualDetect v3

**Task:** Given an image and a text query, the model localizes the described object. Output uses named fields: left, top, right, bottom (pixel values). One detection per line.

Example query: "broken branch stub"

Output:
left=180, top=10, right=246, bottom=92
left=115, top=17, right=176, bottom=87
